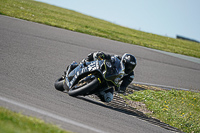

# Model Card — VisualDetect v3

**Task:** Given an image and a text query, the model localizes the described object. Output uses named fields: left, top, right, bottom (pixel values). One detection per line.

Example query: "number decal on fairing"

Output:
left=88, top=62, right=98, bottom=71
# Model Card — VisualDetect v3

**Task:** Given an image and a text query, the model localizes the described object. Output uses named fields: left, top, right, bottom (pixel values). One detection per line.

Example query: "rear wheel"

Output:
left=54, top=77, right=65, bottom=92
left=68, top=76, right=100, bottom=97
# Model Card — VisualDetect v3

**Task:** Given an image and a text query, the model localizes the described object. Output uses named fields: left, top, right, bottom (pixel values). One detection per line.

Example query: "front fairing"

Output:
left=103, top=57, right=125, bottom=87
left=65, top=57, right=125, bottom=89
left=66, top=60, right=104, bottom=88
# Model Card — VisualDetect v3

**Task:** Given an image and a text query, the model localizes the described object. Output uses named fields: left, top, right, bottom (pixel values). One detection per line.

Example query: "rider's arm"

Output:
left=87, top=53, right=94, bottom=61
left=87, top=51, right=111, bottom=61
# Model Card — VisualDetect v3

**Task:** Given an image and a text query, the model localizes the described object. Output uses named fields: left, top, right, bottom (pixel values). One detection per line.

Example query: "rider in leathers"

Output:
left=67, top=51, right=136, bottom=102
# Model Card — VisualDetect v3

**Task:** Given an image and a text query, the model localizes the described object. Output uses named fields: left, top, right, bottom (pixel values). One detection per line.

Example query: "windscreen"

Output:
left=104, top=56, right=125, bottom=83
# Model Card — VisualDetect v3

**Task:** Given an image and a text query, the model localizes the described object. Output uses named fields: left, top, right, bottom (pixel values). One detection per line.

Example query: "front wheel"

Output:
left=54, top=77, right=65, bottom=92
left=68, top=77, right=100, bottom=97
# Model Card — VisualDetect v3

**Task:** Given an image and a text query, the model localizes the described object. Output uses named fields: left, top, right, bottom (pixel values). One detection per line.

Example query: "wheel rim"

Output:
left=71, top=75, right=94, bottom=90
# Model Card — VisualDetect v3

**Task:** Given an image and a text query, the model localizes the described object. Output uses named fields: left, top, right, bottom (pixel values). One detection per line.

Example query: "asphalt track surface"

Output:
left=0, top=15, right=199, bottom=133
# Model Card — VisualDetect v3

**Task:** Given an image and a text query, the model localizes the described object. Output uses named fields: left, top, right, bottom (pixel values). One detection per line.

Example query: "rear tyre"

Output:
left=68, top=77, right=99, bottom=97
left=54, top=77, right=65, bottom=92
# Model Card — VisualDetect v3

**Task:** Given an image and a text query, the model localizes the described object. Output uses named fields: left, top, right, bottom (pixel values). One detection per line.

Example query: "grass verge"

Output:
left=0, top=107, right=71, bottom=133
left=123, top=89, right=200, bottom=133
left=0, top=0, right=200, bottom=58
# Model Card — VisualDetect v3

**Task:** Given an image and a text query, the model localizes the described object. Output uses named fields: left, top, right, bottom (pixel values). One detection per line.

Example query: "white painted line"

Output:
left=149, top=48, right=200, bottom=64
left=0, top=96, right=107, bottom=133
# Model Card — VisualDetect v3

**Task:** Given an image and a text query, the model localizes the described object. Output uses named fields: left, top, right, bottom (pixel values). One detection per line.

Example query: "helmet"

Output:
left=121, top=53, right=136, bottom=74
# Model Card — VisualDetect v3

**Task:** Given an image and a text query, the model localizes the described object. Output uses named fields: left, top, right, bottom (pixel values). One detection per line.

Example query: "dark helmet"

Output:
left=121, top=53, right=136, bottom=74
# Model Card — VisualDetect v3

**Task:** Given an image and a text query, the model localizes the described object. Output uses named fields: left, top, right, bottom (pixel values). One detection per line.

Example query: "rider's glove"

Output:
left=96, top=51, right=106, bottom=60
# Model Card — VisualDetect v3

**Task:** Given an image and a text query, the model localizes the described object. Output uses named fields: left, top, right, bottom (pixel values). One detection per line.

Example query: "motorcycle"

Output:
left=54, top=56, right=125, bottom=99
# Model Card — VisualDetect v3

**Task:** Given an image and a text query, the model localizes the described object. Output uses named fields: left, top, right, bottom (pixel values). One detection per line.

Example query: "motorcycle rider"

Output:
left=66, top=51, right=137, bottom=102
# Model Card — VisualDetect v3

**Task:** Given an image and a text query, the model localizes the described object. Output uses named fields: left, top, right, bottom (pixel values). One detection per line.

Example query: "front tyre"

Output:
left=54, top=77, right=65, bottom=92
left=68, top=77, right=99, bottom=97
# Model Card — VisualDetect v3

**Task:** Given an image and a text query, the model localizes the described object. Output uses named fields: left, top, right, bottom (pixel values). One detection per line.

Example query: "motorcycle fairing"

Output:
left=65, top=56, right=125, bottom=89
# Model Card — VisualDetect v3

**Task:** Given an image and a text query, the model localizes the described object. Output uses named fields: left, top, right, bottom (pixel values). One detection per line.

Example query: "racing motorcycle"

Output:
left=54, top=56, right=125, bottom=99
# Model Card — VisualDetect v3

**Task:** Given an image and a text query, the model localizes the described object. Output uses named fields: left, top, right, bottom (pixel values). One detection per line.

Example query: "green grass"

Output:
left=0, top=0, right=200, bottom=58
left=124, top=89, right=200, bottom=133
left=0, top=107, right=71, bottom=133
